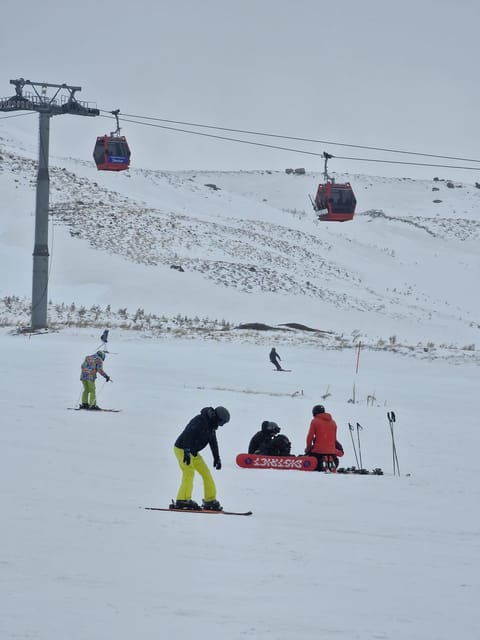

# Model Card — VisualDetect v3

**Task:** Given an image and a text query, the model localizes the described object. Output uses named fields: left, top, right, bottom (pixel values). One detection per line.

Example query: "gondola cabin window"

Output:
left=329, top=186, right=356, bottom=214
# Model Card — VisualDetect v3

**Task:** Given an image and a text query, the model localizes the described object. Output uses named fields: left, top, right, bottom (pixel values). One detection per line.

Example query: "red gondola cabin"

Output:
left=93, top=135, right=131, bottom=171
left=310, top=152, right=356, bottom=222
left=93, top=109, right=131, bottom=171
left=313, top=182, right=356, bottom=222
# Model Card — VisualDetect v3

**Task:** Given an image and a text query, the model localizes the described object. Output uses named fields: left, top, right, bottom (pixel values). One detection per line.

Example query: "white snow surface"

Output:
left=0, top=125, right=479, bottom=639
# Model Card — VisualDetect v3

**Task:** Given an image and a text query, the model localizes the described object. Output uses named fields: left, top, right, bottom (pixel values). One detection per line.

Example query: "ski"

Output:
left=273, top=369, right=292, bottom=372
left=144, top=507, right=253, bottom=516
left=337, top=467, right=384, bottom=475
left=67, top=407, right=121, bottom=413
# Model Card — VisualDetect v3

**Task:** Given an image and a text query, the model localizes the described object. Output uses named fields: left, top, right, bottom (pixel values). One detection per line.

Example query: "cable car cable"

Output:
left=0, top=112, right=36, bottom=120
left=101, top=110, right=480, bottom=165
left=99, top=114, right=480, bottom=171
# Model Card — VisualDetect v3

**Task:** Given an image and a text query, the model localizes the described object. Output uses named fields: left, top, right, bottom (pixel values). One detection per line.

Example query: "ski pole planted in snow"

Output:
left=356, top=422, right=364, bottom=470
left=387, top=411, right=400, bottom=476
left=348, top=423, right=360, bottom=468
left=351, top=341, right=362, bottom=404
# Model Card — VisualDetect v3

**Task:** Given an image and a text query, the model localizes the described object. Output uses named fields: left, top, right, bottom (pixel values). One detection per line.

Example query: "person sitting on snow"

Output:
left=248, top=421, right=281, bottom=454
left=248, top=422, right=292, bottom=456
left=266, top=433, right=292, bottom=456
left=305, top=404, right=344, bottom=471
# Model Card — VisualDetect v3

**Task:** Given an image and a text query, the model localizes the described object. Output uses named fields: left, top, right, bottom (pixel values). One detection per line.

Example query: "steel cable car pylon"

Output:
left=93, top=109, right=131, bottom=171
left=309, top=152, right=356, bottom=222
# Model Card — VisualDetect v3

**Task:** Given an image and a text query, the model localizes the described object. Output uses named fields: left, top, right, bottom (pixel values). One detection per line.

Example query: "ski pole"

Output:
left=95, top=329, right=109, bottom=352
left=96, top=379, right=109, bottom=400
left=387, top=411, right=400, bottom=475
left=387, top=411, right=395, bottom=474
left=356, top=422, right=363, bottom=470
left=348, top=423, right=360, bottom=468
left=393, top=430, right=400, bottom=476
left=390, top=412, right=400, bottom=475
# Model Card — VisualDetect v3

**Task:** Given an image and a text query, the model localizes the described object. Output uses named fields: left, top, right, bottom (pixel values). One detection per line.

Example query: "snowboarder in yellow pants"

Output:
left=174, top=446, right=217, bottom=503
left=172, top=406, right=230, bottom=510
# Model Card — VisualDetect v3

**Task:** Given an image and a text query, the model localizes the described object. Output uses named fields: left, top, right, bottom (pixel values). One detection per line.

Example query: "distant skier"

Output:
left=172, top=406, right=230, bottom=511
left=305, top=405, right=344, bottom=471
left=248, top=420, right=281, bottom=454
left=79, top=350, right=111, bottom=410
left=269, top=347, right=283, bottom=371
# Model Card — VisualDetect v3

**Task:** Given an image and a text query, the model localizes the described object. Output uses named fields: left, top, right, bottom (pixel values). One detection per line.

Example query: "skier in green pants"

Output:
left=80, top=350, right=111, bottom=410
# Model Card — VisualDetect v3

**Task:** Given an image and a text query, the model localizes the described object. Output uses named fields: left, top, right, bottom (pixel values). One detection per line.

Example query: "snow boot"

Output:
left=89, top=405, right=101, bottom=411
left=79, top=403, right=89, bottom=409
left=171, top=499, right=200, bottom=510
left=202, top=499, right=223, bottom=511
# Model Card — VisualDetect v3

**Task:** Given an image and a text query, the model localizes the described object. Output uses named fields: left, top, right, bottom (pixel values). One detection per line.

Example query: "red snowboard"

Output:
left=236, top=453, right=318, bottom=471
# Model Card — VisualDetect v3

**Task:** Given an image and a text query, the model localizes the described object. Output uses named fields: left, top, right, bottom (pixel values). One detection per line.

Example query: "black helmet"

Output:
left=312, top=404, right=325, bottom=416
left=96, top=350, right=106, bottom=360
left=262, top=420, right=280, bottom=434
left=214, top=406, right=230, bottom=426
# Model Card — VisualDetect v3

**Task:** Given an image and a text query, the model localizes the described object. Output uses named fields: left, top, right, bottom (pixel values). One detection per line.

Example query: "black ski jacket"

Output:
left=248, top=431, right=273, bottom=454
left=269, top=348, right=280, bottom=364
left=175, top=407, right=220, bottom=462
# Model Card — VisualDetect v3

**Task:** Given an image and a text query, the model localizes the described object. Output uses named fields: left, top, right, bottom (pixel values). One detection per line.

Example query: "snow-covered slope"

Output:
left=1, top=125, right=479, bottom=640
left=1, top=126, right=479, bottom=351
left=1, top=328, right=479, bottom=640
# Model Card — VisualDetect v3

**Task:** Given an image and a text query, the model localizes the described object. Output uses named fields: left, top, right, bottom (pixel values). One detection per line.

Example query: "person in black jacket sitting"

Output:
left=248, top=421, right=292, bottom=455
left=172, top=406, right=230, bottom=511
left=248, top=421, right=281, bottom=454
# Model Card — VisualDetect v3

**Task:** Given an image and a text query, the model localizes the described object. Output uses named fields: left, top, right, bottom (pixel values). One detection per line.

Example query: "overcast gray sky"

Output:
left=1, top=0, right=479, bottom=182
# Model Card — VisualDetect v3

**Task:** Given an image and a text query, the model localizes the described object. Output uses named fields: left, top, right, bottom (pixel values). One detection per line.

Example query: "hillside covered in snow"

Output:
left=1, top=122, right=480, bottom=640
left=1, top=125, right=479, bottom=359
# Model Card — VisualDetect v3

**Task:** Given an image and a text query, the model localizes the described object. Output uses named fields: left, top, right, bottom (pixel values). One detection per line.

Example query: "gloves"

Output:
left=105, top=375, right=111, bottom=382
left=183, top=449, right=191, bottom=465
left=213, top=458, right=222, bottom=470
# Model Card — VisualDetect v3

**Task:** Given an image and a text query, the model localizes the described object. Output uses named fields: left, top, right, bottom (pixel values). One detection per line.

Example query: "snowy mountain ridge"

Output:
left=1, top=128, right=479, bottom=356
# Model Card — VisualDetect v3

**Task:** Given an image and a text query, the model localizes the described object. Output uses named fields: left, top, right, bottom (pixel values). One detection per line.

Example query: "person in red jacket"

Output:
left=305, top=405, right=344, bottom=471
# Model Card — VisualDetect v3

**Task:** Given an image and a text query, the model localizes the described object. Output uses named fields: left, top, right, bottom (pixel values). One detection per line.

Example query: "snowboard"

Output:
left=144, top=507, right=252, bottom=516
left=68, top=407, right=121, bottom=413
left=236, top=453, right=318, bottom=471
